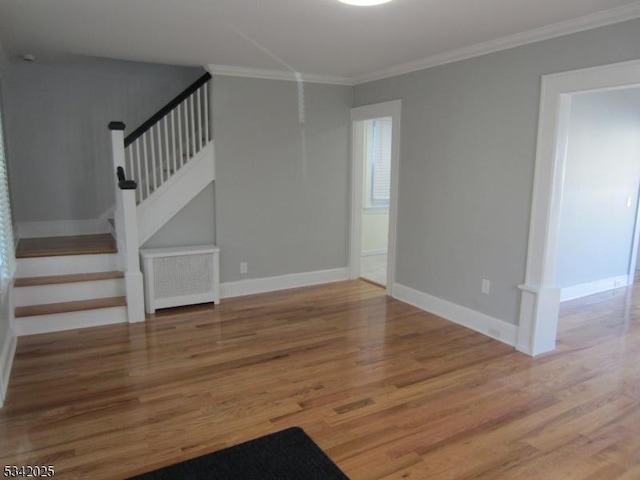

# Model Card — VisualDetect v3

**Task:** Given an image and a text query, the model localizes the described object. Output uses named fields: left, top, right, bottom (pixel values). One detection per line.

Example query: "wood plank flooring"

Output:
left=1, top=280, right=639, bottom=479
left=14, top=296, right=127, bottom=318
left=14, top=271, right=124, bottom=288
left=16, top=234, right=116, bottom=258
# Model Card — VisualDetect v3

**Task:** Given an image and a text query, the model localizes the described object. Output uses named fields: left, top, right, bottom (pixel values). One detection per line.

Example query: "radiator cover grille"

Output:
left=140, top=245, right=220, bottom=313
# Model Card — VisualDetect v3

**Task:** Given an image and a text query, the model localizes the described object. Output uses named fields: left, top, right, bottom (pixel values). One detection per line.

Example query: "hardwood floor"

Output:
left=1, top=280, right=639, bottom=479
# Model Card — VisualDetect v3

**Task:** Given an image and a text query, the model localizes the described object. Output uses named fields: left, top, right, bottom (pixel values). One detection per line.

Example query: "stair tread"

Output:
left=14, top=271, right=124, bottom=287
left=15, top=296, right=127, bottom=318
left=16, top=234, right=117, bottom=258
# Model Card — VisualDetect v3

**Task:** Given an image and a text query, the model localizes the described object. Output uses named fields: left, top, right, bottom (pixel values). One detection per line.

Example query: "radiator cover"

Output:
left=140, top=245, right=220, bottom=314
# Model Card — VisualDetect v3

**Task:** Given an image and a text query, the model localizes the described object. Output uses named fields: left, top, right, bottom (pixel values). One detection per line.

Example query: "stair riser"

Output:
left=16, top=254, right=119, bottom=278
left=14, top=306, right=128, bottom=336
left=14, top=279, right=126, bottom=307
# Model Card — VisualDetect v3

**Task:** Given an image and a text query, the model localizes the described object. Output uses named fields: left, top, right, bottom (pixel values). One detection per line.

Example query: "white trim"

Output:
left=520, top=58, right=640, bottom=356
left=16, top=253, right=119, bottom=278
left=14, top=306, right=127, bottom=336
left=349, top=100, right=401, bottom=297
left=560, top=275, right=629, bottom=302
left=203, top=3, right=640, bottom=87
left=362, top=248, right=387, bottom=257
left=355, top=2, right=640, bottom=84
left=13, top=278, right=126, bottom=307
left=627, top=192, right=640, bottom=283
left=0, top=329, right=16, bottom=407
left=206, top=64, right=354, bottom=86
left=0, top=288, right=16, bottom=407
left=394, top=283, right=518, bottom=347
left=17, top=218, right=111, bottom=239
left=220, top=268, right=349, bottom=299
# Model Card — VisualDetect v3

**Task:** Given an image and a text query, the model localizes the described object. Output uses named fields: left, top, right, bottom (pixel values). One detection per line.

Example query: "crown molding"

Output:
left=205, top=64, right=354, bottom=86
left=206, top=3, right=640, bottom=87
left=354, top=1, right=640, bottom=84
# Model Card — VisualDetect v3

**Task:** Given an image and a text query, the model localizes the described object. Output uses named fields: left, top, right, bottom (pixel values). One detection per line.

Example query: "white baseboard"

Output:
left=18, top=218, right=111, bottom=239
left=393, top=283, right=518, bottom=347
left=560, top=275, right=629, bottom=302
left=361, top=249, right=387, bottom=257
left=220, top=268, right=349, bottom=299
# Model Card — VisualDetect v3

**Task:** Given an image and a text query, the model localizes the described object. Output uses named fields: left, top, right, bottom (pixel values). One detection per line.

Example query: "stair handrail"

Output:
left=125, top=72, right=211, bottom=147
left=122, top=72, right=212, bottom=205
left=109, top=121, right=145, bottom=324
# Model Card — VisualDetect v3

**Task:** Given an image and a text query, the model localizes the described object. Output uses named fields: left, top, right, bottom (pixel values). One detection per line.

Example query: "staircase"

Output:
left=13, top=234, right=126, bottom=335
left=12, top=73, right=215, bottom=336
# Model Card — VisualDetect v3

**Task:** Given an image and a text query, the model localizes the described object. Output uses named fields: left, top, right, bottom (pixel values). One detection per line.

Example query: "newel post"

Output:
left=109, top=121, right=145, bottom=324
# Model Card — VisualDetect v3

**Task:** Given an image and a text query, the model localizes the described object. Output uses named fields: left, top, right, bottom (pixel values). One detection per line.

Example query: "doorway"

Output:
left=518, top=59, right=640, bottom=356
left=350, top=100, right=401, bottom=295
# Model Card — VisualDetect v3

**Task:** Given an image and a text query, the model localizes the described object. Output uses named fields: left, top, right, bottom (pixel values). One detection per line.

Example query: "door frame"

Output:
left=349, top=100, right=401, bottom=295
left=518, top=59, right=640, bottom=356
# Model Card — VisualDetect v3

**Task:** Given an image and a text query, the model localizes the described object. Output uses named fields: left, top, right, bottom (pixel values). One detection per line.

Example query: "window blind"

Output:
left=366, top=117, right=392, bottom=207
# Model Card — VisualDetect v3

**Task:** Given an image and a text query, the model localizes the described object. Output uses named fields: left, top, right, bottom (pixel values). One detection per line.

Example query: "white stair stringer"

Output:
left=136, top=141, right=215, bottom=246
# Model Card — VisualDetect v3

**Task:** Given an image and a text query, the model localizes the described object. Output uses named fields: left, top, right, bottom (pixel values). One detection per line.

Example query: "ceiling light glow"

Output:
left=337, top=0, right=394, bottom=6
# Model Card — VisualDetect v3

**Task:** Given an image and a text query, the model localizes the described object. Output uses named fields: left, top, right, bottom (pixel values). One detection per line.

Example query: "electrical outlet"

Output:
left=481, top=278, right=491, bottom=295
left=240, top=262, right=248, bottom=274
left=627, top=197, right=633, bottom=208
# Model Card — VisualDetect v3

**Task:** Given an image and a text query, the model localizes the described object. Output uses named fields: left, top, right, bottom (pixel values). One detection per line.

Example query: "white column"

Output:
left=109, top=122, right=145, bottom=324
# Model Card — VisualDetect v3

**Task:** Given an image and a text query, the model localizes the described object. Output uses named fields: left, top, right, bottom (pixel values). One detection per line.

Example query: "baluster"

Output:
left=124, top=147, right=132, bottom=181
left=197, top=87, right=203, bottom=152
left=150, top=127, right=158, bottom=192
left=142, top=134, right=150, bottom=199
left=163, top=116, right=170, bottom=178
left=178, top=103, right=184, bottom=169
left=204, top=82, right=210, bottom=143
left=135, top=139, right=143, bottom=203
left=155, top=124, right=163, bottom=185
left=190, top=94, right=196, bottom=158
left=171, top=109, right=177, bottom=174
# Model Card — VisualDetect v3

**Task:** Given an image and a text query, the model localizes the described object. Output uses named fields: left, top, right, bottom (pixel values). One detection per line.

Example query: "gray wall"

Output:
left=1, top=58, right=203, bottom=223
left=556, top=88, right=640, bottom=288
left=212, top=76, right=352, bottom=283
left=354, top=18, right=640, bottom=325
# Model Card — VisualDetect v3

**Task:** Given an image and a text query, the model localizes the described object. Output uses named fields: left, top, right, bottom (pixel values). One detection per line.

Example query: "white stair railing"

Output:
left=124, top=73, right=211, bottom=205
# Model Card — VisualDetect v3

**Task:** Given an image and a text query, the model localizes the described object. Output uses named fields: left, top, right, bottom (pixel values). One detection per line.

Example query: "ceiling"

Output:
left=1, top=0, right=640, bottom=84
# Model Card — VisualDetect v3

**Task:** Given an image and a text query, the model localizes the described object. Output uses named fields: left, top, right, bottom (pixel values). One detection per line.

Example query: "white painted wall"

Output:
left=556, top=88, right=640, bottom=291
left=1, top=58, right=203, bottom=224
left=361, top=211, right=388, bottom=254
